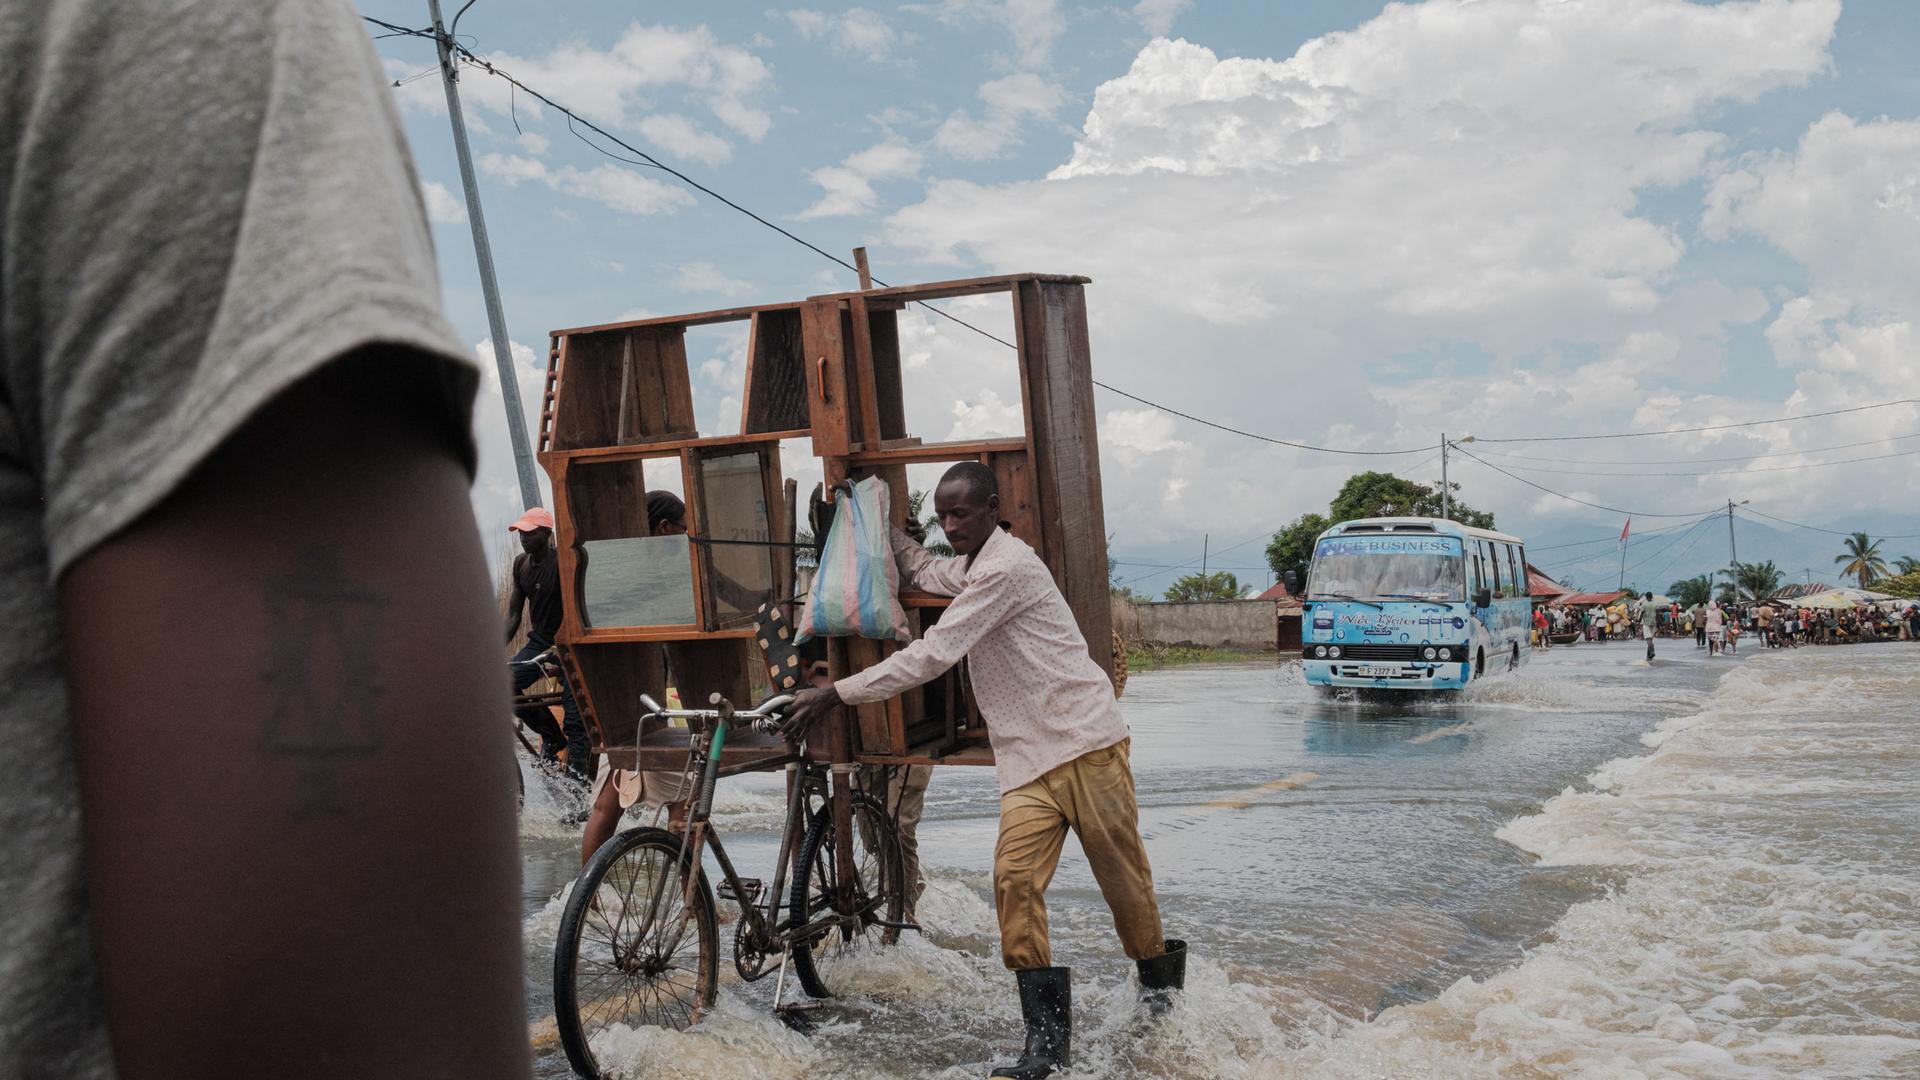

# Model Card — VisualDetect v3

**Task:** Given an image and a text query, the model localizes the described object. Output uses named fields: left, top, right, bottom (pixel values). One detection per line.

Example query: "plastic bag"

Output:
left=795, top=477, right=912, bottom=644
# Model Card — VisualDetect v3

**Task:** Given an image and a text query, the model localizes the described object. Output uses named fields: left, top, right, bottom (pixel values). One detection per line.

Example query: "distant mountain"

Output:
left=1521, top=511, right=1920, bottom=594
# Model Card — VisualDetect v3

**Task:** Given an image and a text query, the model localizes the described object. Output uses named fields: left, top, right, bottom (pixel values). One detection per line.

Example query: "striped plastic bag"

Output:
left=795, top=477, right=912, bottom=644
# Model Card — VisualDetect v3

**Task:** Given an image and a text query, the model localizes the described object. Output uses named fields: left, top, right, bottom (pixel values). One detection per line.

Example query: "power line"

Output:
left=1528, top=517, right=1701, bottom=554
left=1533, top=517, right=1709, bottom=567
left=367, top=17, right=1454, bottom=460
left=1448, top=443, right=1726, bottom=519
left=1467, top=397, right=1920, bottom=444
left=1734, top=505, right=1920, bottom=541
left=1471, top=430, right=1920, bottom=467
left=1475, top=445, right=1920, bottom=479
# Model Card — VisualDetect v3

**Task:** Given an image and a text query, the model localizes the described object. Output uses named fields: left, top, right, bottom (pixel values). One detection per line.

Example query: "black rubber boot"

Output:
left=990, top=967, right=1071, bottom=1079
left=1136, top=939, right=1187, bottom=1015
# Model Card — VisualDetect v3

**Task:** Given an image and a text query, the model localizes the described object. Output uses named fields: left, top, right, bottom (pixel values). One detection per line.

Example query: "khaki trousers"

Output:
left=994, top=738, right=1164, bottom=970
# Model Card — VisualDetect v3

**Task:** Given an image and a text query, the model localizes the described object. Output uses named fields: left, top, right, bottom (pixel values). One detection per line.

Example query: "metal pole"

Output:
left=1726, top=499, right=1739, bottom=601
left=1440, top=434, right=1450, bottom=521
left=428, top=0, right=542, bottom=511
left=1201, top=534, right=1209, bottom=582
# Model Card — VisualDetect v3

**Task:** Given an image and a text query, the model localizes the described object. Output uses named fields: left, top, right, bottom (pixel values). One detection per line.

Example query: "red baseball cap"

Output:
left=508, top=507, right=555, bottom=533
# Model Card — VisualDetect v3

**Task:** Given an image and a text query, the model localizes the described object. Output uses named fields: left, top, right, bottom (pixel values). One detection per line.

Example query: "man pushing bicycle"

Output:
left=788, top=462, right=1184, bottom=1080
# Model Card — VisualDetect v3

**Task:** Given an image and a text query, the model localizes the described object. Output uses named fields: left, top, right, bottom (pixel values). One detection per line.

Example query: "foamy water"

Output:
left=523, top=645, right=1920, bottom=1078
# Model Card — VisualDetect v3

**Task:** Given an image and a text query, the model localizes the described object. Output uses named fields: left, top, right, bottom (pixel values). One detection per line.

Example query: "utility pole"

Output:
left=428, top=0, right=541, bottom=511
left=1201, top=533, right=1209, bottom=583
left=1440, top=434, right=1450, bottom=521
left=1725, top=498, right=1741, bottom=602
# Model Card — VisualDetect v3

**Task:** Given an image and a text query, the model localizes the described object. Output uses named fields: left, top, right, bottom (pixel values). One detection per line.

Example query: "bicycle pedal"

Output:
left=718, top=878, right=765, bottom=904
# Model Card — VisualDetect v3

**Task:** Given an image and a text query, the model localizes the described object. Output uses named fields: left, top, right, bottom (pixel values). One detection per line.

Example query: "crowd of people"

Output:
left=1533, top=596, right=1920, bottom=654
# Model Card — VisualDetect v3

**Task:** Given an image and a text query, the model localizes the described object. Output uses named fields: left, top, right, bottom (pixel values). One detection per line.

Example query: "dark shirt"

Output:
left=515, top=549, right=563, bottom=640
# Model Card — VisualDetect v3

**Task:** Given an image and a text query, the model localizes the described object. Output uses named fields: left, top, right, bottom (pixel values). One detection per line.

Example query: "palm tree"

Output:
left=1669, top=574, right=1712, bottom=608
left=905, top=489, right=955, bottom=557
left=1895, top=555, right=1920, bottom=575
left=1835, top=532, right=1888, bottom=589
left=1734, top=560, right=1784, bottom=601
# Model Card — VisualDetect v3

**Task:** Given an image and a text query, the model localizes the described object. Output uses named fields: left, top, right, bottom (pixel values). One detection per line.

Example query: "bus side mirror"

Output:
left=1473, top=587, right=1492, bottom=608
left=1284, top=570, right=1299, bottom=593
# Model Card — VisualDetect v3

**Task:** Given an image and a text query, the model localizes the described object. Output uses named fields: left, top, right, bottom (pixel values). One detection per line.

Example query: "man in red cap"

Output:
left=505, top=507, right=589, bottom=781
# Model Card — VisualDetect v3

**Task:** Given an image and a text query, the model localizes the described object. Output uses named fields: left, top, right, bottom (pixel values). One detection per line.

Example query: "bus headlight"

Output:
left=1436, top=647, right=1453, bottom=661
left=1313, top=646, right=1327, bottom=658
left=1423, top=647, right=1437, bottom=660
left=1327, top=646, right=1341, bottom=659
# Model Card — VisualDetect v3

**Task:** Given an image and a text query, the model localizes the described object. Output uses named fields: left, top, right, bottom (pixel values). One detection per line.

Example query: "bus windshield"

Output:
left=1309, top=535, right=1465, bottom=602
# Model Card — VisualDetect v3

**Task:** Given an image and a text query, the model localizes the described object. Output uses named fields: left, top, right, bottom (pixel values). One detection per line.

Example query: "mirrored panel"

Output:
left=698, top=451, right=779, bottom=625
left=581, top=534, right=696, bottom=627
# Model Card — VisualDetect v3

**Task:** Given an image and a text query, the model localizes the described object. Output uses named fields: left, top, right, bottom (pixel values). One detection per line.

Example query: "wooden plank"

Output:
left=539, top=336, right=562, bottom=452
left=844, top=437, right=1027, bottom=466
left=549, top=300, right=794, bottom=338
left=549, top=331, right=623, bottom=450
left=741, top=309, right=810, bottom=434
left=988, top=449, right=1043, bottom=554
left=540, top=428, right=805, bottom=467
left=571, top=625, right=758, bottom=645
left=807, top=272, right=1091, bottom=306
left=800, top=299, right=853, bottom=456
left=853, top=246, right=872, bottom=290
left=1017, top=279, right=1113, bottom=680
left=868, top=307, right=907, bottom=440
left=847, top=295, right=884, bottom=448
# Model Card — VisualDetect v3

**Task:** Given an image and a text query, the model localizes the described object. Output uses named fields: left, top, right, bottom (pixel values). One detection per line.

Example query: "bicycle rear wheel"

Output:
left=789, top=792, right=904, bottom=999
left=553, top=826, right=717, bottom=1078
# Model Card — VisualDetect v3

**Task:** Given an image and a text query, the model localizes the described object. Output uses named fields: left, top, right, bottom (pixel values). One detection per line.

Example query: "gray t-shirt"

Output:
left=1, top=2, right=478, bottom=1074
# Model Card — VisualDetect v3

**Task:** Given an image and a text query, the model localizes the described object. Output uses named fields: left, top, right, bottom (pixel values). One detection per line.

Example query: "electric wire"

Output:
left=1464, top=445, right=1920, bottom=479
left=1448, top=443, right=1728, bottom=518
left=1734, top=505, right=1920, bottom=541
left=1467, top=397, right=1920, bottom=444
left=1469, top=430, right=1920, bottom=467
left=368, top=16, right=1442, bottom=459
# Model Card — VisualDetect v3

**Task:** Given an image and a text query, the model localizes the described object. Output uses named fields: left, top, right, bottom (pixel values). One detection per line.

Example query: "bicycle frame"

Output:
left=630, top=696, right=871, bottom=971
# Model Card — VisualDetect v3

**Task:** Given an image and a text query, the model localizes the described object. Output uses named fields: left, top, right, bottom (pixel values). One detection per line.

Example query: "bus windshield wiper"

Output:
left=1377, top=592, right=1451, bottom=602
left=1313, top=592, right=1382, bottom=609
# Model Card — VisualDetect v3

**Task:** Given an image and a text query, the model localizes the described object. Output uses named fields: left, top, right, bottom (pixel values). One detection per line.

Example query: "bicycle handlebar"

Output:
left=638, top=692, right=797, bottom=735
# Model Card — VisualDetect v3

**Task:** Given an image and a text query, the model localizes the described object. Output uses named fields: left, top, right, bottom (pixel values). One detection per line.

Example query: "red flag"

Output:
left=1619, top=517, right=1632, bottom=545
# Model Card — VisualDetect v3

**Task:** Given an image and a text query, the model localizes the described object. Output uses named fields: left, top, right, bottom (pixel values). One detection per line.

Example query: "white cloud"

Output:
left=419, top=179, right=468, bottom=225
left=674, top=261, right=755, bottom=298
left=1132, top=0, right=1190, bottom=37
left=885, top=0, right=1889, bottom=550
left=934, top=72, right=1067, bottom=160
left=479, top=153, right=694, bottom=215
left=784, top=8, right=913, bottom=62
left=388, top=23, right=774, bottom=156
left=469, top=339, right=553, bottom=569
left=637, top=113, right=734, bottom=165
left=798, top=141, right=924, bottom=218
left=911, top=0, right=1063, bottom=69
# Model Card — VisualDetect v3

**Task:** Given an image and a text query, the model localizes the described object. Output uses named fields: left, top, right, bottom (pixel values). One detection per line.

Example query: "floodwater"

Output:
left=515, top=640, right=1920, bottom=1078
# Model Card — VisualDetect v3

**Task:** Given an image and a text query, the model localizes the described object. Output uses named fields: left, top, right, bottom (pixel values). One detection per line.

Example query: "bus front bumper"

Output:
left=1302, top=659, right=1470, bottom=690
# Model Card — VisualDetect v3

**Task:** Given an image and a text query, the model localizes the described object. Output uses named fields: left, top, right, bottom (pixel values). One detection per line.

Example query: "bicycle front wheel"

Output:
left=553, top=826, right=717, bottom=1078
left=789, top=792, right=904, bottom=999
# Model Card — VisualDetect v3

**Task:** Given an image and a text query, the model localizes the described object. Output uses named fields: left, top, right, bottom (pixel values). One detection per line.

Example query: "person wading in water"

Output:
left=787, top=462, right=1183, bottom=1080
left=505, top=508, right=590, bottom=782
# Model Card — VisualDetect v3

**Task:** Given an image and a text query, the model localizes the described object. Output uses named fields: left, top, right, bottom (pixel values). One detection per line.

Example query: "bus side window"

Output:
left=1472, top=540, right=1488, bottom=601
left=1508, top=545, right=1524, bottom=601
left=1495, top=543, right=1509, bottom=599
left=1488, top=541, right=1503, bottom=598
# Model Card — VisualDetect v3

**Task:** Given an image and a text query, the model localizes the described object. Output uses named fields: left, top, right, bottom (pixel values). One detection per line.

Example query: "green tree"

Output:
left=1834, top=531, right=1888, bottom=589
left=1893, top=555, right=1919, bottom=575
left=1165, top=571, right=1241, bottom=602
left=1668, top=574, right=1713, bottom=608
left=1326, top=471, right=1495, bottom=529
left=1263, top=512, right=1329, bottom=591
left=1734, top=559, right=1784, bottom=600
left=905, top=488, right=954, bottom=557
left=1876, top=570, right=1920, bottom=599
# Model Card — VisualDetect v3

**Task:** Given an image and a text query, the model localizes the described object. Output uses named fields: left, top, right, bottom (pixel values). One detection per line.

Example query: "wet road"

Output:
left=514, top=639, right=1919, bottom=1078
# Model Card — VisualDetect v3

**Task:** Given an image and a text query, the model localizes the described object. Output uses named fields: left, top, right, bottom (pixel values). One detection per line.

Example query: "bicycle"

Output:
left=508, top=648, right=583, bottom=805
left=551, top=691, right=910, bottom=1078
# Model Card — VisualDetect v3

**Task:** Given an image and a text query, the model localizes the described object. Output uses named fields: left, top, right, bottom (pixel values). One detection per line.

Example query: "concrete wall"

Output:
left=1113, top=598, right=1278, bottom=651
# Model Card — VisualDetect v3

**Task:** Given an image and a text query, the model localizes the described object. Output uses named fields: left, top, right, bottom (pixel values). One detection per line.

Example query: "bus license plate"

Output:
left=1359, top=665, right=1395, bottom=678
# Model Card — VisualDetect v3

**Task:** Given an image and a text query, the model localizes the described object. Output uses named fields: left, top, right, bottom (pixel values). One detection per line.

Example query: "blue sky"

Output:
left=360, top=0, right=1920, bottom=593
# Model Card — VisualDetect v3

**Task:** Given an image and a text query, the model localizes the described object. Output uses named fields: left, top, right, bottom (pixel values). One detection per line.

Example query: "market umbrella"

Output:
left=1797, top=590, right=1862, bottom=609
